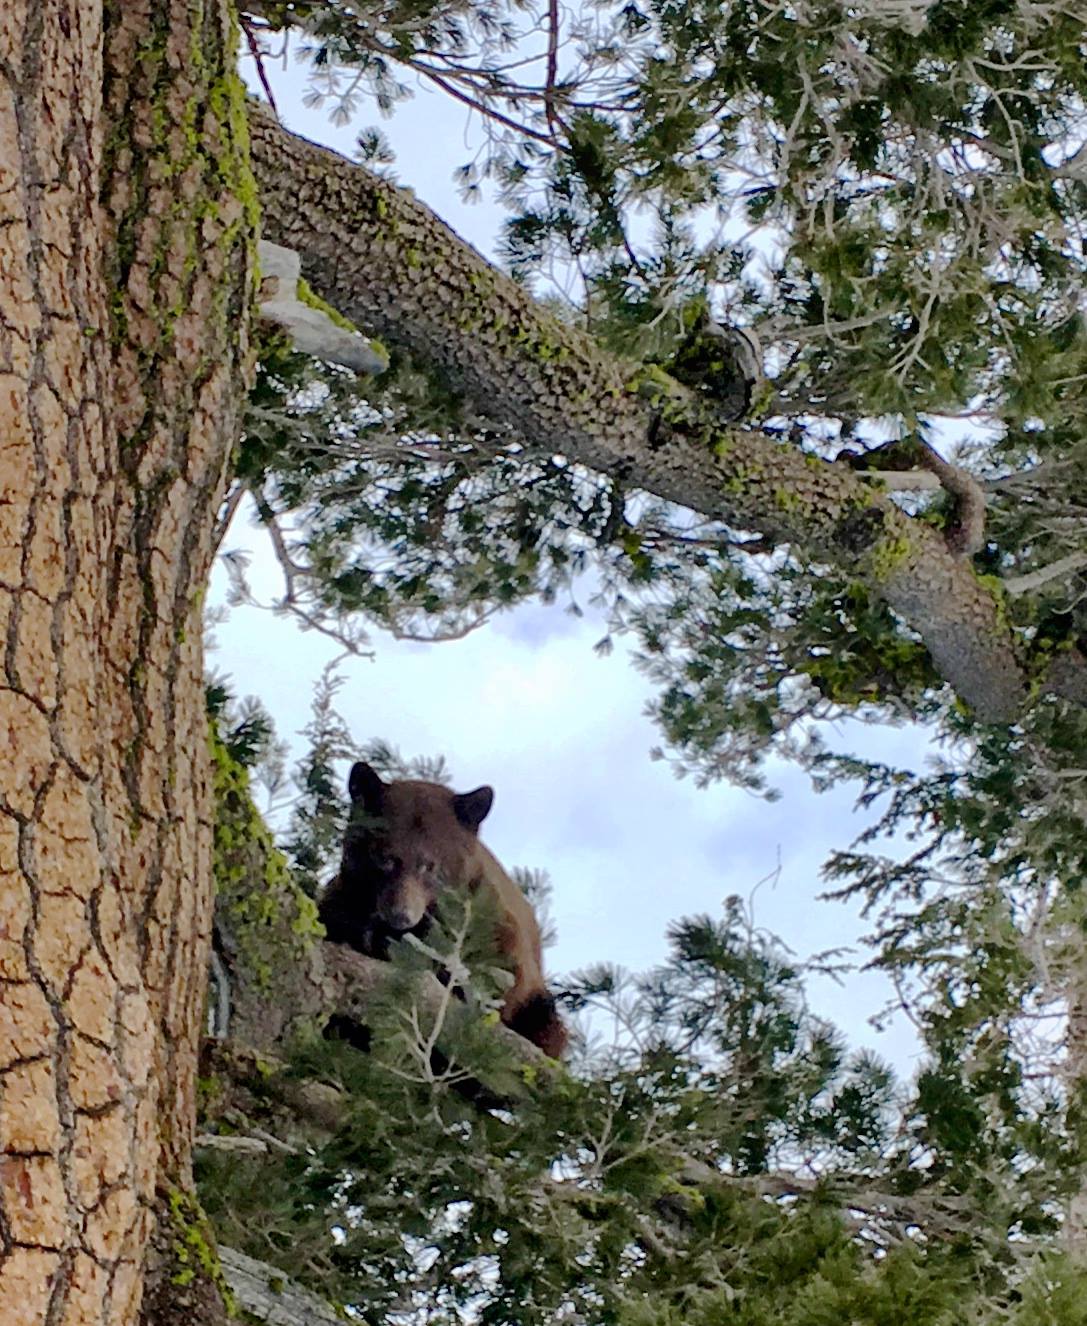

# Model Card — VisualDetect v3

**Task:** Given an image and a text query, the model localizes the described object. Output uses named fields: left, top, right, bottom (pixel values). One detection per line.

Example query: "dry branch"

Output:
left=257, top=239, right=388, bottom=374
left=220, top=1246, right=343, bottom=1326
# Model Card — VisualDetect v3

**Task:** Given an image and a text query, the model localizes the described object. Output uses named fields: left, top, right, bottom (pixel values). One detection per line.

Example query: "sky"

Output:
left=215, top=36, right=931, bottom=1076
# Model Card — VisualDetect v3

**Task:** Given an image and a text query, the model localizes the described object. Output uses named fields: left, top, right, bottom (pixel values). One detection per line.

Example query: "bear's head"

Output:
left=341, top=761, right=495, bottom=935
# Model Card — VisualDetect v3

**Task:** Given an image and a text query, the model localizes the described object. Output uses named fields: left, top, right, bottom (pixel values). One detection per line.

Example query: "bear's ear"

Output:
left=348, top=761, right=385, bottom=812
left=453, top=785, right=494, bottom=831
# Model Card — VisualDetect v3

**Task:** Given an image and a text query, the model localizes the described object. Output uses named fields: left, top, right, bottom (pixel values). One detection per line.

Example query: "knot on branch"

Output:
left=670, top=314, right=763, bottom=423
left=840, top=437, right=986, bottom=558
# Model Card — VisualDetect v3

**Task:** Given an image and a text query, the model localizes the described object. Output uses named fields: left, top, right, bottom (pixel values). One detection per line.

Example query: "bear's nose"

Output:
left=385, top=908, right=417, bottom=933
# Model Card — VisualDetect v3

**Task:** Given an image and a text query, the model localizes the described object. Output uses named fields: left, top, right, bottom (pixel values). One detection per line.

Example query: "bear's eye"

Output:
left=420, top=858, right=437, bottom=876
left=374, top=850, right=399, bottom=873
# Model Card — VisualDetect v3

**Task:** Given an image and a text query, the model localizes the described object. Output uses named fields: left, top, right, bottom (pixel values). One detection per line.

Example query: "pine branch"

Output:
left=321, top=943, right=558, bottom=1077
left=248, top=105, right=1036, bottom=723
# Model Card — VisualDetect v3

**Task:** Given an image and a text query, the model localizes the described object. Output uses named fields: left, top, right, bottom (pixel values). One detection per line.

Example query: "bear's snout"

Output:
left=382, top=905, right=420, bottom=932
left=377, top=873, right=431, bottom=933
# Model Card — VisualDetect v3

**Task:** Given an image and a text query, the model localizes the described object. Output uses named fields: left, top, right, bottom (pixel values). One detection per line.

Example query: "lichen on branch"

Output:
left=247, top=106, right=1032, bottom=723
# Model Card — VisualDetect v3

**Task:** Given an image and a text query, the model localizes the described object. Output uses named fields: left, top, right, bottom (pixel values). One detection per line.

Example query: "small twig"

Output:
left=274, top=600, right=374, bottom=657
left=984, top=461, right=1070, bottom=491
left=409, top=62, right=562, bottom=149
left=1003, top=551, right=1087, bottom=596
left=214, top=482, right=247, bottom=550
left=223, top=500, right=375, bottom=658
left=387, top=603, right=501, bottom=643
left=252, top=486, right=311, bottom=600
left=196, top=1116, right=298, bottom=1156
left=414, top=901, right=476, bottom=1074
left=240, top=14, right=280, bottom=118
left=544, top=0, right=564, bottom=140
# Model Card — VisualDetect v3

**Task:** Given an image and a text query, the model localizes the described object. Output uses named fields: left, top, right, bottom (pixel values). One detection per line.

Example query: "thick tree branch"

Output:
left=207, top=938, right=556, bottom=1118
left=911, top=442, right=988, bottom=557
left=248, top=108, right=1030, bottom=721
left=842, top=437, right=988, bottom=556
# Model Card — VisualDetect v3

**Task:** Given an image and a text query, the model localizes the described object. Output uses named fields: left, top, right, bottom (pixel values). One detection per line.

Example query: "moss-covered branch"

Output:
left=248, top=106, right=1032, bottom=721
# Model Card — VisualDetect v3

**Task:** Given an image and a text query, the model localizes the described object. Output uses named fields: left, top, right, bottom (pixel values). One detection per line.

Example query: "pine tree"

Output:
left=5, top=4, right=1087, bottom=1323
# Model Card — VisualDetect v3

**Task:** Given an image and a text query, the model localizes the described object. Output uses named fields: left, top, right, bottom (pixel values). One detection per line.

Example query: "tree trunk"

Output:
left=0, top=4, right=254, bottom=1324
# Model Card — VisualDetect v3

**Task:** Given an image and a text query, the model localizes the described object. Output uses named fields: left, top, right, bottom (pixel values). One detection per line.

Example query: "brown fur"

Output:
left=319, top=764, right=567, bottom=1059
left=470, top=841, right=567, bottom=1058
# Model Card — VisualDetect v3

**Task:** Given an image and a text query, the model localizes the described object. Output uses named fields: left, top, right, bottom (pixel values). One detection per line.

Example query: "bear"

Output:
left=318, top=761, right=567, bottom=1059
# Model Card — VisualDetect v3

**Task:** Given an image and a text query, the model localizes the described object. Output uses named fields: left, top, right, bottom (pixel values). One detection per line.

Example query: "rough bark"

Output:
left=247, top=107, right=1031, bottom=724
left=0, top=4, right=254, bottom=1324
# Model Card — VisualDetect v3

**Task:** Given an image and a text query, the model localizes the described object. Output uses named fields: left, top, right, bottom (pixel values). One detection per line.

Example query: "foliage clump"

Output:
left=197, top=884, right=1083, bottom=1323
